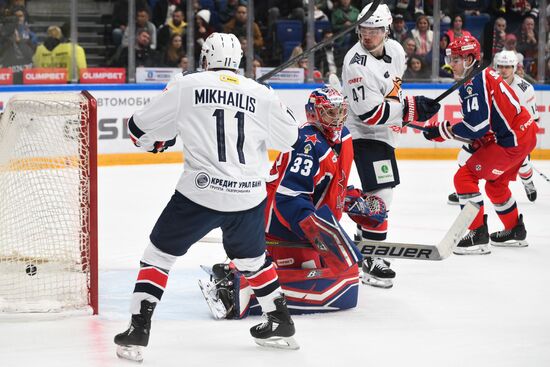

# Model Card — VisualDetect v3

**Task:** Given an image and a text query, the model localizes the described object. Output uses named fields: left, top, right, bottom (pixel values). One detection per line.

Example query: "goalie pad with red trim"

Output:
left=298, top=205, right=363, bottom=273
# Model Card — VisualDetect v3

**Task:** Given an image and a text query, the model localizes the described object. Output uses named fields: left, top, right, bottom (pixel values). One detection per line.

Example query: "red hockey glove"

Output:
left=403, top=96, right=441, bottom=123
left=150, top=137, right=177, bottom=153
left=344, top=186, right=387, bottom=228
left=422, top=120, right=454, bottom=142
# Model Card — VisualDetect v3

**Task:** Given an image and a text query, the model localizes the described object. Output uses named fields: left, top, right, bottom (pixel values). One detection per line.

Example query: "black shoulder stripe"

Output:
left=358, top=105, right=379, bottom=122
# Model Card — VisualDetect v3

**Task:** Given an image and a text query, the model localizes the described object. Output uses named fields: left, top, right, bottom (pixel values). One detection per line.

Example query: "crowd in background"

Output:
left=1, top=0, right=550, bottom=83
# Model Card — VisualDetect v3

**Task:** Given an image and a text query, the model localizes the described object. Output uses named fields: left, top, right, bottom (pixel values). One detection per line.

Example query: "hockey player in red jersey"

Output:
left=199, top=87, right=387, bottom=317
left=422, top=36, right=538, bottom=255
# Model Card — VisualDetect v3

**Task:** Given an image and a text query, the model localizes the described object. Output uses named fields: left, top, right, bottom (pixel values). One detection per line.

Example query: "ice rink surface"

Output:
left=1, top=160, right=549, bottom=367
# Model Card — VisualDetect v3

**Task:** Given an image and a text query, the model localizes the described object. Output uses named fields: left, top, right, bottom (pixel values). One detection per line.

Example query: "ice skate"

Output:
left=250, top=296, right=299, bottom=350
left=490, top=214, right=528, bottom=247
left=447, top=192, right=459, bottom=205
left=361, top=257, right=395, bottom=289
left=453, top=214, right=490, bottom=255
left=114, top=300, right=156, bottom=363
left=198, top=263, right=236, bottom=319
left=522, top=181, right=537, bottom=202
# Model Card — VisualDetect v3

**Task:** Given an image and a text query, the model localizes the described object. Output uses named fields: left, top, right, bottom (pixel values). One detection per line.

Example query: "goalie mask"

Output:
left=200, top=32, right=243, bottom=71
left=305, top=87, right=349, bottom=144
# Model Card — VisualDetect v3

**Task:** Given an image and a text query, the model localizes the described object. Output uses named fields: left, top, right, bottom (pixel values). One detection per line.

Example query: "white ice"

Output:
left=2, top=160, right=549, bottom=367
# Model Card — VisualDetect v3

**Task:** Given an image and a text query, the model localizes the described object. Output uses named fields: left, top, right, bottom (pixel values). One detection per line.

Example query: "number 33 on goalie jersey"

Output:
left=265, top=125, right=354, bottom=241
left=130, top=70, right=299, bottom=212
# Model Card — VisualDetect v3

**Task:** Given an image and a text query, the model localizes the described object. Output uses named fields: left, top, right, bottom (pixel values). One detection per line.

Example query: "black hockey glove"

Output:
left=150, top=137, right=177, bottom=153
left=403, top=96, right=441, bottom=123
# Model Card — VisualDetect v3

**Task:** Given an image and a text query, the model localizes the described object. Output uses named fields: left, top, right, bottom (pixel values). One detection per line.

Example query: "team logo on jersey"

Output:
left=305, top=134, right=319, bottom=145
left=517, top=79, right=530, bottom=92
left=385, top=77, right=403, bottom=102
left=219, top=74, right=240, bottom=84
left=466, top=86, right=473, bottom=95
left=195, top=172, right=211, bottom=189
left=475, top=164, right=482, bottom=171
left=304, top=143, right=312, bottom=154
left=349, top=52, right=367, bottom=66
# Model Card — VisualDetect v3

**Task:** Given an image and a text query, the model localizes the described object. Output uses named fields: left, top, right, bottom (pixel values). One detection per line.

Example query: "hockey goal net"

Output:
left=0, top=91, right=98, bottom=314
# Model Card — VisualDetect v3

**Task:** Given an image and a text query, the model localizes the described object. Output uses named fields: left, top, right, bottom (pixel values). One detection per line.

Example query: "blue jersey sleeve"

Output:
left=452, top=75, right=491, bottom=140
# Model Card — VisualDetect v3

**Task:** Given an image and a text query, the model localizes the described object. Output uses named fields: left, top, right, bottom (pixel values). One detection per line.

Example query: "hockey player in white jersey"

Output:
left=447, top=50, right=539, bottom=205
left=114, top=33, right=300, bottom=361
left=341, top=3, right=440, bottom=288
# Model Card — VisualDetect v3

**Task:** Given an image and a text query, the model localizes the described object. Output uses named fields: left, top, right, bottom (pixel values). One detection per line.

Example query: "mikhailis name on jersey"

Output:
left=194, top=88, right=256, bottom=113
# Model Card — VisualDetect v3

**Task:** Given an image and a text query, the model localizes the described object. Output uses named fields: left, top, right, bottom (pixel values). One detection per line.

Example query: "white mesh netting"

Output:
left=0, top=93, right=94, bottom=313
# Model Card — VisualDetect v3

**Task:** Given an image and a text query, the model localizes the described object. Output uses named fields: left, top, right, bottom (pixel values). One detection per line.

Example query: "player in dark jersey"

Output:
left=423, top=36, right=538, bottom=255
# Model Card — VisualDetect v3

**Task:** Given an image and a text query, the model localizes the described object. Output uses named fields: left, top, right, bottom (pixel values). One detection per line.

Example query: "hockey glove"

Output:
left=344, top=186, right=387, bottom=228
left=149, top=137, right=177, bottom=153
left=422, top=120, right=454, bottom=142
left=403, top=96, right=441, bottom=123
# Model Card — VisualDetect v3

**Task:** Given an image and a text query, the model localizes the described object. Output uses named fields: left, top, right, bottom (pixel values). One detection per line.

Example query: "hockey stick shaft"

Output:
left=533, top=165, right=550, bottom=183
left=257, top=0, right=381, bottom=83
left=434, top=60, right=490, bottom=103
left=406, top=123, right=474, bottom=144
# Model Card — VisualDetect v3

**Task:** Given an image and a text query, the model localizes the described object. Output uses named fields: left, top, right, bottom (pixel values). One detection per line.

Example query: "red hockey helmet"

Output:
left=445, top=36, right=481, bottom=64
left=305, top=87, right=349, bottom=144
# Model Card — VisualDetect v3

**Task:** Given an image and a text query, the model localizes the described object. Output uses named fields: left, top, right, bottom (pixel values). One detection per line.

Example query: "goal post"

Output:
left=0, top=91, right=98, bottom=314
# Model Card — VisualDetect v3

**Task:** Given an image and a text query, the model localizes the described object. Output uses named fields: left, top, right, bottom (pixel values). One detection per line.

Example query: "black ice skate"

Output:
left=447, top=192, right=459, bottom=205
left=250, top=296, right=299, bottom=350
left=522, top=181, right=537, bottom=202
left=361, top=257, right=395, bottom=289
left=114, top=300, right=156, bottom=363
left=453, top=214, right=490, bottom=255
left=490, top=214, right=528, bottom=248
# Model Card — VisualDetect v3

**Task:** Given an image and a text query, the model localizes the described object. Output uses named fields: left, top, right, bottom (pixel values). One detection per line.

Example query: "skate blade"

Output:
left=116, top=345, right=143, bottom=363
left=361, top=274, right=393, bottom=289
left=490, top=240, right=529, bottom=248
left=254, top=336, right=300, bottom=350
left=453, top=244, right=491, bottom=255
left=198, top=279, right=228, bottom=320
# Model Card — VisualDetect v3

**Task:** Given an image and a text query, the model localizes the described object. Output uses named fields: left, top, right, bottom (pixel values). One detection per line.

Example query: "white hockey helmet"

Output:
left=200, top=32, right=243, bottom=71
left=493, top=50, right=518, bottom=73
left=357, top=3, right=393, bottom=31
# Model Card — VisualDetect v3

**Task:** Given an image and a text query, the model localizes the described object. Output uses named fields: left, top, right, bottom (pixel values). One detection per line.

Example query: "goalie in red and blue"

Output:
left=199, top=87, right=387, bottom=319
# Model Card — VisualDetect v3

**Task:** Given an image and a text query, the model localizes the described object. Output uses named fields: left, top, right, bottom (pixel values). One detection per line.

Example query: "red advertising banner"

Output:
left=23, top=68, right=68, bottom=84
left=80, top=68, right=126, bottom=84
left=0, top=68, right=13, bottom=85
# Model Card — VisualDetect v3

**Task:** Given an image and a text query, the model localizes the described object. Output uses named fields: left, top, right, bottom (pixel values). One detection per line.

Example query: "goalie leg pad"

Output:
left=299, top=205, right=362, bottom=272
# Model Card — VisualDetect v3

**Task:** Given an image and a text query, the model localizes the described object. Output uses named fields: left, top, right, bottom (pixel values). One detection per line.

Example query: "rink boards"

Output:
left=1, top=83, right=549, bottom=165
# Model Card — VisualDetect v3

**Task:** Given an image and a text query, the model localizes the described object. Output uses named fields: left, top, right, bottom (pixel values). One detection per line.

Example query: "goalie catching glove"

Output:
left=344, top=186, right=387, bottom=228
left=403, top=96, right=441, bottom=123
left=422, top=120, right=454, bottom=142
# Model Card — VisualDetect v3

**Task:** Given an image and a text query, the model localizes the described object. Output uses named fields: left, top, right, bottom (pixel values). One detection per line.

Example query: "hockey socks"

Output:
left=241, top=260, right=283, bottom=313
left=130, top=262, right=169, bottom=314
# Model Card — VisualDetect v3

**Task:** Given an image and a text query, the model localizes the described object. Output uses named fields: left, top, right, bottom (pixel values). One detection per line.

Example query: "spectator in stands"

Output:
left=501, top=33, right=525, bottom=66
left=12, top=5, right=36, bottom=49
left=122, top=8, right=158, bottom=50
left=157, top=7, right=187, bottom=51
left=53, top=23, right=88, bottom=82
left=194, top=9, right=215, bottom=60
left=516, top=15, right=538, bottom=76
left=490, top=17, right=508, bottom=57
left=238, top=35, right=262, bottom=69
left=158, top=33, right=185, bottom=67
left=409, top=15, right=433, bottom=58
left=32, top=25, right=62, bottom=69
left=425, top=33, right=454, bottom=78
left=224, top=4, right=264, bottom=50
left=252, top=57, right=262, bottom=79
left=446, top=13, right=472, bottom=43
left=331, top=0, right=359, bottom=33
left=116, top=28, right=157, bottom=68
left=0, top=6, right=32, bottom=84
left=390, top=14, right=408, bottom=43
left=314, top=29, right=337, bottom=78
left=262, top=0, right=304, bottom=41
left=516, top=61, right=537, bottom=84
left=403, top=55, right=430, bottom=80
left=298, top=56, right=323, bottom=83
left=503, top=0, right=537, bottom=33
left=111, top=0, right=149, bottom=46
left=218, top=0, right=241, bottom=25
left=178, top=54, right=189, bottom=71
left=402, top=37, right=417, bottom=62
left=152, top=0, right=181, bottom=28
left=392, top=0, right=414, bottom=21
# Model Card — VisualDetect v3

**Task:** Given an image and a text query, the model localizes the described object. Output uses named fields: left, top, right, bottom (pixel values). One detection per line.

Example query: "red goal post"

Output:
left=0, top=91, right=98, bottom=314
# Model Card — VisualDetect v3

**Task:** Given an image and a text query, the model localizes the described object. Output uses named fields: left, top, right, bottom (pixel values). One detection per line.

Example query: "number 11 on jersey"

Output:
left=213, top=109, right=246, bottom=164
